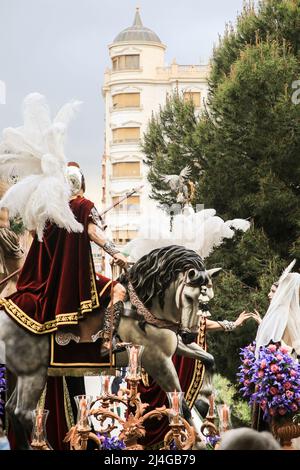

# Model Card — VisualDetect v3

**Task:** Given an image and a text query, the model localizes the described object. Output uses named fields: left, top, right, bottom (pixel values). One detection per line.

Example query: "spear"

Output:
left=99, top=184, right=144, bottom=217
left=0, top=268, right=21, bottom=287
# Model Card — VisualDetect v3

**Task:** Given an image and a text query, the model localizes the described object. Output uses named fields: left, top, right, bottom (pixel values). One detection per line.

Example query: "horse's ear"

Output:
left=206, top=267, right=222, bottom=278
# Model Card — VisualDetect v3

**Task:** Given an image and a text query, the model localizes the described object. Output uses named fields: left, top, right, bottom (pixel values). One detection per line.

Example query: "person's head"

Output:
left=218, top=428, right=280, bottom=450
left=268, top=282, right=279, bottom=302
left=66, top=162, right=85, bottom=196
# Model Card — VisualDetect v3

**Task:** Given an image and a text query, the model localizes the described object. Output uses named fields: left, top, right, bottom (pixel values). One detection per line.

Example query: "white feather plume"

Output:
left=54, top=100, right=82, bottom=127
left=0, top=93, right=83, bottom=240
left=123, top=207, right=250, bottom=261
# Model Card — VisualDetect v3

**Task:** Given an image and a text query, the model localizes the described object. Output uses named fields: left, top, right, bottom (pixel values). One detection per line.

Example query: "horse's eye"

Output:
left=185, top=295, right=194, bottom=303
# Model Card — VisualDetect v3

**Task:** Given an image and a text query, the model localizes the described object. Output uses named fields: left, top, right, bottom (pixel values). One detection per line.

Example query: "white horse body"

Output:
left=0, top=245, right=217, bottom=448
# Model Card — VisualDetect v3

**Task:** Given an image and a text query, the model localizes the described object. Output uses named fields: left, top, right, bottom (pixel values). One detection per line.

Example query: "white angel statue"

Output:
left=0, top=93, right=83, bottom=241
left=160, top=165, right=193, bottom=203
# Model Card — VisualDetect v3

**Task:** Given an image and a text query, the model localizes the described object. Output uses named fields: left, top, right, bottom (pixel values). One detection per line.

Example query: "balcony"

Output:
left=111, top=138, right=141, bottom=144
left=155, top=63, right=210, bottom=80
left=110, top=105, right=143, bottom=113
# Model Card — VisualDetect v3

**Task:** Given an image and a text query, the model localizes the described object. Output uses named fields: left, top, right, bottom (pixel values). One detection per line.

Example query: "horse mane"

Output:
left=127, top=245, right=206, bottom=309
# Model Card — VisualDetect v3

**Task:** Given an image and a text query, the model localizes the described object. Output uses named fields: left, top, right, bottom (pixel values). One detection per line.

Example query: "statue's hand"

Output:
left=113, top=252, right=128, bottom=269
left=234, top=311, right=253, bottom=327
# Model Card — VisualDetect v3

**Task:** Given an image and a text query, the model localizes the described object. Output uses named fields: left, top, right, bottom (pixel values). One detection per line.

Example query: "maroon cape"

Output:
left=0, top=196, right=112, bottom=333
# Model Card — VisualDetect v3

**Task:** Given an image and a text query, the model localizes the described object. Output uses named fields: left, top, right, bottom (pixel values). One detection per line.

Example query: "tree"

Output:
left=206, top=227, right=283, bottom=383
left=201, top=0, right=300, bottom=380
left=201, top=38, right=300, bottom=257
left=142, top=93, right=203, bottom=207
left=201, top=0, right=300, bottom=254
left=142, top=0, right=299, bottom=381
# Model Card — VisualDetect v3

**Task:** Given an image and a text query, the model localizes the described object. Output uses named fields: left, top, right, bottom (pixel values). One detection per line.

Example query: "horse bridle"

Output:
left=178, top=270, right=209, bottom=335
left=127, top=280, right=182, bottom=333
left=125, top=269, right=207, bottom=336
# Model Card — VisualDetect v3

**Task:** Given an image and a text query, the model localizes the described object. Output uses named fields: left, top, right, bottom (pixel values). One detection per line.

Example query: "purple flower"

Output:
left=170, top=440, right=177, bottom=450
left=97, top=434, right=126, bottom=450
left=206, top=434, right=220, bottom=450
left=237, top=343, right=300, bottom=419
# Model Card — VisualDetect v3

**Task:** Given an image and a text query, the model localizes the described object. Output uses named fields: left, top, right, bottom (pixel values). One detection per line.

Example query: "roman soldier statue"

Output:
left=0, top=93, right=127, bottom=355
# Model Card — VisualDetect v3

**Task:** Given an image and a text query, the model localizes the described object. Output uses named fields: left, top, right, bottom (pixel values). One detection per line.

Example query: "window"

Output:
left=112, top=229, right=138, bottom=245
left=112, top=93, right=140, bottom=109
left=112, top=195, right=140, bottom=211
left=112, top=127, right=140, bottom=143
left=112, top=162, right=141, bottom=178
left=112, top=55, right=140, bottom=71
left=183, top=92, right=201, bottom=107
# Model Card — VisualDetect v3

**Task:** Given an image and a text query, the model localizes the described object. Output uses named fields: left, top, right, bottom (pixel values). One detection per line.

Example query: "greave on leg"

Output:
left=92, top=301, right=124, bottom=345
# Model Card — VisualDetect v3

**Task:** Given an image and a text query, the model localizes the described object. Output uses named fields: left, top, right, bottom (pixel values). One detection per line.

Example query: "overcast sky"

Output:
left=0, top=0, right=245, bottom=206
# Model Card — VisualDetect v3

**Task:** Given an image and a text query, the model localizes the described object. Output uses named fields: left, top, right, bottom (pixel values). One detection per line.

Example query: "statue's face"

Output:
left=268, top=284, right=278, bottom=302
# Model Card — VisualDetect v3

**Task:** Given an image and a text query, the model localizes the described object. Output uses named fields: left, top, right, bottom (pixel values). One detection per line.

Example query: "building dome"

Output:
left=113, top=8, right=161, bottom=44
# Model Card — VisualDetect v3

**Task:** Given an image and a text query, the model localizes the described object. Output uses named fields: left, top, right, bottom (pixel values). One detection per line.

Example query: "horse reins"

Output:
left=127, top=280, right=182, bottom=333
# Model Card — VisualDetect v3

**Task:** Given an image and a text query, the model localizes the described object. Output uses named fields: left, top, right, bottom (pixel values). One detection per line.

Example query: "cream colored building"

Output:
left=101, top=9, right=209, bottom=246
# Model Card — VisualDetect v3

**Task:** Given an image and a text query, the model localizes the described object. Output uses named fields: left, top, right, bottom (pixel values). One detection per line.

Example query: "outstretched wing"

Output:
left=179, top=165, right=192, bottom=179
left=161, top=174, right=179, bottom=191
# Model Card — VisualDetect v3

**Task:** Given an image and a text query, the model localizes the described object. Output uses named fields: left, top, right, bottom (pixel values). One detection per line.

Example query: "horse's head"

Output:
left=176, top=267, right=221, bottom=344
left=127, top=245, right=221, bottom=343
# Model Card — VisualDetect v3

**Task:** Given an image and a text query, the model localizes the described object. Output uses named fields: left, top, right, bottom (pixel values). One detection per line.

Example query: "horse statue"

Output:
left=0, top=245, right=219, bottom=448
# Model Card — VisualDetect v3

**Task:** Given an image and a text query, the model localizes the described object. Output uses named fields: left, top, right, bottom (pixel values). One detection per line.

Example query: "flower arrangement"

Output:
left=97, top=434, right=126, bottom=450
left=238, top=342, right=300, bottom=419
left=0, top=364, right=5, bottom=419
left=205, top=434, right=220, bottom=450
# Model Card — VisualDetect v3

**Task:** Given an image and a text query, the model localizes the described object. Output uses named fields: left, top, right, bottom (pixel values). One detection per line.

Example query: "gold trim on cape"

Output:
left=0, top=256, right=108, bottom=335
left=185, top=317, right=207, bottom=407
left=47, top=367, right=115, bottom=376
left=49, top=334, right=116, bottom=367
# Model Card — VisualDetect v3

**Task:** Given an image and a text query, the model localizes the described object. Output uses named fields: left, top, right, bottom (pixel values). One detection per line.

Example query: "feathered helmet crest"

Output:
left=66, top=162, right=84, bottom=196
left=0, top=93, right=83, bottom=241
